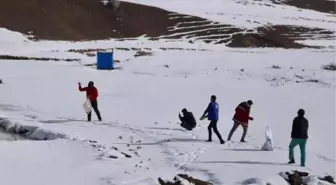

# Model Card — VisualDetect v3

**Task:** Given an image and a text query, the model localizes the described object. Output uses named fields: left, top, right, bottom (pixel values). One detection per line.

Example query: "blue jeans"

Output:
left=289, top=138, right=307, bottom=167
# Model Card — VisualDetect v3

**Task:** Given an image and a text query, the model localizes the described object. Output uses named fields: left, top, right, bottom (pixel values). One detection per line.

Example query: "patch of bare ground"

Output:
left=68, top=47, right=209, bottom=57
left=0, top=55, right=80, bottom=62
left=226, top=25, right=335, bottom=48
left=134, top=51, right=153, bottom=57
left=158, top=174, right=213, bottom=185
left=0, top=0, right=334, bottom=48
left=263, top=25, right=336, bottom=41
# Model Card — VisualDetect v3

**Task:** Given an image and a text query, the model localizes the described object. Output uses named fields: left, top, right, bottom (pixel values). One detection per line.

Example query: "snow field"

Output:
left=0, top=47, right=335, bottom=184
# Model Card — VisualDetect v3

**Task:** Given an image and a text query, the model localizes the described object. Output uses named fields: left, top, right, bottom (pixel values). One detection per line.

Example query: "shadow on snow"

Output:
left=194, top=160, right=293, bottom=166
left=114, top=138, right=205, bottom=145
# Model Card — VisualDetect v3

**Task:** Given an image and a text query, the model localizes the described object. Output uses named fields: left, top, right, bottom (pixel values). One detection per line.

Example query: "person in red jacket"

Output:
left=78, top=81, right=102, bottom=121
left=227, top=100, right=254, bottom=142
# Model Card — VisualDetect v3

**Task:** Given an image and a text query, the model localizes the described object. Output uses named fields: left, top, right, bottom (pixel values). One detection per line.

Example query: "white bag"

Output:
left=83, top=99, right=92, bottom=114
left=261, top=126, right=274, bottom=151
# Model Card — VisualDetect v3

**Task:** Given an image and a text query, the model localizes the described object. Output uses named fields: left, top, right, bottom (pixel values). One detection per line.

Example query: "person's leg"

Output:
left=91, top=100, right=102, bottom=121
left=289, top=139, right=300, bottom=163
left=240, top=125, right=248, bottom=142
left=207, top=121, right=213, bottom=142
left=180, top=122, right=192, bottom=131
left=212, top=121, right=225, bottom=143
left=227, top=122, right=240, bottom=141
left=87, top=111, right=92, bottom=121
left=299, top=139, right=307, bottom=167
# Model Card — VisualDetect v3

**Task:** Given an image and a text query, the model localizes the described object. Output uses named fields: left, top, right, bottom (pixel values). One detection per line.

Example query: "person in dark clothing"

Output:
left=288, top=109, right=309, bottom=167
left=179, top=108, right=197, bottom=131
left=227, top=100, right=254, bottom=142
left=200, top=95, right=225, bottom=144
left=78, top=81, right=102, bottom=122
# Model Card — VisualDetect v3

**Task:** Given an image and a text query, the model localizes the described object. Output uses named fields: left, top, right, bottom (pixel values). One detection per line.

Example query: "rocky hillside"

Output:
left=0, top=0, right=334, bottom=48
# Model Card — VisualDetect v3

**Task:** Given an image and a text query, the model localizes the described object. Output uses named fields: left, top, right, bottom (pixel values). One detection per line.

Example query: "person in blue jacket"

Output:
left=201, top=95, right=225, bottom=144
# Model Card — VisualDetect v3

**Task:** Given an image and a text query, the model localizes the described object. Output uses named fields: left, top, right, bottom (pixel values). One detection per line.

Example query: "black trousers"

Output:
left=227, top=121, right=248, bottom=141
left=179, top=117, right=195, bottom=130
left=208, top=120, right=224, bottom=142
left=88, top=100, right=102, bottom=121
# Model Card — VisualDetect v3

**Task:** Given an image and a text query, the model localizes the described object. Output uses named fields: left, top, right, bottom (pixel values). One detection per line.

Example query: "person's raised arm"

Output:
left=78, top=82, right=87, bottom=91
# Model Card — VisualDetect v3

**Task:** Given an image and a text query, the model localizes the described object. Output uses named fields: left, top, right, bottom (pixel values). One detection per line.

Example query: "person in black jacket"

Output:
left=179, top=108, right=197, bottom=131
left=288, top=109, right=309, bottom=167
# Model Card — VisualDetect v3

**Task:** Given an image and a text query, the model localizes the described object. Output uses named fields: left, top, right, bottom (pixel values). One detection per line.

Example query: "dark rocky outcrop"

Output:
left=280, top=170, right=336, bottom=185
left=158, top=174, right=213, bottom=185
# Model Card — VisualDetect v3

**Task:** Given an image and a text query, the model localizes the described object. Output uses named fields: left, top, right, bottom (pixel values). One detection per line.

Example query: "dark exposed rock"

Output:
left=319, top=176, right=336, bottom=184
left=177, top=174, right=213, bottom=185
left=121, top=152, right=132, bottom=158
left=134, top=51, right=153, bottom=57
left=0, top=55, right=79, bottom=62
left=322, top=63, right=336, bottom=71
left=158, top=174, right=213, bottom=185
left=284, top=171, right=304, bottom=185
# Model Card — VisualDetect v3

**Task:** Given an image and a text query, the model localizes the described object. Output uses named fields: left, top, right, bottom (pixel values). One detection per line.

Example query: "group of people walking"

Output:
left=78, top=81, right=309, bottom=167
left=178, top=96, right=309, bottom=167
left=179, top=95, right=253, bottom=144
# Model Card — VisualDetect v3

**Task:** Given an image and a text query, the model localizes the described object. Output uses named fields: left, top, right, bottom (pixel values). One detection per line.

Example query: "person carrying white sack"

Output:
left=78, top=81, right=102, bottom=122
left=261, top=126, right=274, bottom=151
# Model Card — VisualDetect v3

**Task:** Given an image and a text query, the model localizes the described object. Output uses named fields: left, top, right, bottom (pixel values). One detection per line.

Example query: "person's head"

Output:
left=88, top=81, right=94, bottom=87
left=247, top=100, right=253, bottom=106
left=211, top=95, right=216, bottom=102
left=297, top=109, right=305, bottom=117
left=182, top=108, right=187, bottom=114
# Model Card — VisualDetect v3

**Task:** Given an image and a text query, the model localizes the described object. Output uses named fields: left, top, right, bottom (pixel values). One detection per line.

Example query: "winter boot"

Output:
left=288, top=160, right=295, bottom=164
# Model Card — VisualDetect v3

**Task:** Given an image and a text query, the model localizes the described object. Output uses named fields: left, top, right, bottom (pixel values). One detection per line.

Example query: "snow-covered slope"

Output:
left=121, top=0, right=336, bottom=48
left=121, top=0, right=335, bottom=29
left=0, top=46, right=335, bottom=184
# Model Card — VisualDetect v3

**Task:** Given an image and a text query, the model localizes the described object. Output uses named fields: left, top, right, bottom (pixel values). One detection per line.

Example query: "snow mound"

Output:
left=0, top=117, right=67, bottom=140
left=0, top=28, right=29, bottom=43
left=242, top=174, right=292, bottom=185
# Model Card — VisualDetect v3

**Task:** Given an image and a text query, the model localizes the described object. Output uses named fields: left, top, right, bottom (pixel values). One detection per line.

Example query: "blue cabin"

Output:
left=97, top=51, right=114, bottom=70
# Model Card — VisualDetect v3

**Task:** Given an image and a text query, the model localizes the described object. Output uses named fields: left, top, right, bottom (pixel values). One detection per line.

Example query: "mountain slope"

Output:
left=0, top=0, right=334, bottom=48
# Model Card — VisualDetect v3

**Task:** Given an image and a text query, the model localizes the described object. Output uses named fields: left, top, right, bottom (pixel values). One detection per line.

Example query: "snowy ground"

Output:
left=0, top=46, right=335, bottom=184
left=0, top=0, right=335, bottom=184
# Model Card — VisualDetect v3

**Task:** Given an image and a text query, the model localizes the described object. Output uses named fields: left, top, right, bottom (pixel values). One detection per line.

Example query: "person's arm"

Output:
left=202, top=103, right=211, bottom=117
left=304, top=119, right=309, bottom=134
left=291, top=118, right=296, bottom=138
left=248, top=108, right=254, bottom=121
left=78, top=83, right=87, bottom=92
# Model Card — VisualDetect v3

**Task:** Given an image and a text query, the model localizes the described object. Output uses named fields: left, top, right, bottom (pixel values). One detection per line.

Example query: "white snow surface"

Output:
left=0, top=39, right=335, bottom=184
left=0, top=0, right=335, bottom=184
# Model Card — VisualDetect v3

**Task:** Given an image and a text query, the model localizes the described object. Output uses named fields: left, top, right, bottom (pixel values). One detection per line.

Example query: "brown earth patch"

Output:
left=0, top=0, right=334, bottom=48
left=0, top=55, right=80, bottom=62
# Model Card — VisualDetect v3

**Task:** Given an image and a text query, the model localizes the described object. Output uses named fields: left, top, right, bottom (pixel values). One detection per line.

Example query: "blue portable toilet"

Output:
left=97, top=51, right=114, bottom=70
